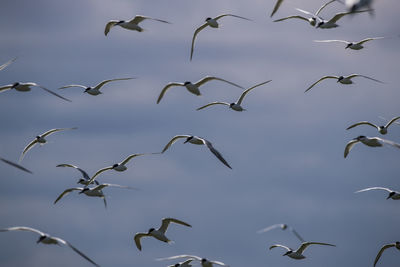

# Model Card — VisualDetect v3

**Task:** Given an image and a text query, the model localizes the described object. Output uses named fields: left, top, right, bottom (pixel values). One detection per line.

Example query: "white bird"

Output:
left=271, top=0, right=285, bottom=17
left=305, top=74, right=383, bottom=92
left=0, top=57, right=16, bottom=71
left=314, top=37, right=384, bottom=50
left=269, top=242, right=336, bottom=260
left=19, top=128, right=77, bottom=162
left=374, top=241, right=400, bottom=267
left=56, top=163, right=99, bottom=186
left=190, top=14, right=251, bottom=60
left=104, top=15, right=171, bottom=36
left=257, top=223, right=305, bottom=242
left=157, top=76, right=243, bottom=104
left=0, top=82, right=71, bottom=102
left=54, top=183, right=135, bottom=208
left=59, top=78, right=134, bottom=96
left=0, top=226, right=99, bottom=266
left=344, top=136, right=400, bottom=158
left=346, top=116, right=400, bottom=135
left=134, top=218, right=191, bottom=251
left=345, top=0, right=374, bottom=13
left=157, top=255, right=229, bottom=267
left=167, top=259, right=194, bottom=267
left=196, top=80, right=271, bottom=112
left=0, top=157, right=32, bottom=174
left=316, top=9, right=370, bottom=28
left=355, top=187, right=400, bottom=200
left=274, top=0, right=335, bottom=26
left=161, top=135, right=232, bottom=169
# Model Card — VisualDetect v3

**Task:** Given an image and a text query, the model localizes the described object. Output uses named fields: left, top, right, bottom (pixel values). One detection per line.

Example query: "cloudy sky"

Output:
left=0, top=0, right=399, bottom=266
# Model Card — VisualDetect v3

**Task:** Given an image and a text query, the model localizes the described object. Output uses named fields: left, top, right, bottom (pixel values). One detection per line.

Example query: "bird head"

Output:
left=345, top=43, right=352, bottom=49
left=117, top=20, right=125, bottom=25
left=205, top=17, right=212, bottom=22
left=283, top=251, right=292, bottom=256
left=316, top=22, right=324, bottom=28
left=387, top=192, right=395, bottom=199
left=356, top=135, right=366, bottom=140
left=12, top=82, right=19, bottom=88
left=79, top=188, right=89, bottom=194
left=77, top=178, right=86, bottom=184
left=36, top=235, right=46, bottom=243
left=148, top=228, right=155, bottom=233
left=84, top=87, right=92, bottom=93
left=337, top=76, right=344, bottom=82
left=112, top=163, right=119, bottom=168
left=201, top=258, right=208, bottom=263
left=229, top=103, right=235, bottom=107
left=183, top=81, right=191, bottom=85
left=174, top=264, right=180, bottom=267
left=184, top=136, right=193, bottom=144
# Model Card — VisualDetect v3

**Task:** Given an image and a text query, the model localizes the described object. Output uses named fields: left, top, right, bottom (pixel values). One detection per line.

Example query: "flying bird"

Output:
left=157, top=255, right=229, bottom=267
left=346, top=116, right=400, bottom=135
left=316, top=9, right=370, bottom=28
left=374, top=242, right=400, bottom=267
left=161, top=135, right=232, bottom=169
left=345, top=0, right=374, bottom=13
left=59, top=78, right=134, bottom=96
left=167, top=259, right=194, bottom=267
left=0, top=57, right=16, bottom=71
left=0, top=226, right=99, bottom=266
left=0, top=157, right=32, bottom=174
left=0, top=82, right=71, bottom=102
left=19, top=128, right=77, bottom=162
left=56, top=163, right=99, bottom=186
left=269, top=242, right=336, bottom=260
left=271, top=0, right=284, bottom=17
left=344, top=136, right=400, bottom=158
left=190, top=14, right=251, bottom=60
left=305, top=74, right=383, bottom=92
left=257, top=223, right=305, bottom=242
left=355, top=187, right=400, bottom=200
left=197, top=80, right=271, bottom=111
left=104, top=15, right=171, bottom=35
left=134, top=218, right=191, bottom=251
left=314, top=37, right=384, bottom=50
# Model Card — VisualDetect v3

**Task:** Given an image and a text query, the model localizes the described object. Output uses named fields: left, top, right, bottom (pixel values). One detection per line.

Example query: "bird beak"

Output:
left=183, top=140, right=189, bottom=144
left=386, top=195, right=391, bottom=200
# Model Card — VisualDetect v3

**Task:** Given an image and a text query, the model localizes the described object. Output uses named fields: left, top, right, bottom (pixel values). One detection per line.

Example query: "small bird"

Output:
left=269, top=242, right=336, bottom=260
left=19, top=128, right=77, bottom=162
left=305, top=74, right=383, bottom=92
left=56, top=163, right=99, bottom=186
left=344, top=136, right=400, bottom=158
left=0, top=226, right=99, bottom=266
left=0, top=57, right=16, bottom=71
left=271, top=0, right=284, bottom=17
left=316, top=9, right=370, bottom=28
left=257, top=223, right=305, bottom=243
left=167, top=259, right=194, bottom=267
left=157, top=255, right=229, bottom=267
left=346, top=116, right=400, bottom=135
left=314, top=37, right=384, bottom=50
left=104, top=15, right=170, bottom=36
left=355, top=187, right=400, bottom=200
left=162, top=135, right=232, bottom=169
left=0, top=157, right=32, bottom=174
left=197, top=80, right=271, bottom=112
left=157, top=76, right=243, bottom=104
left=274, top=0, right=335, bottom=26
left=0, top=82, right=71, bottom=102
left=54, top=183, right=135, bottom=208
left=134, top=218, right=191, bottom=251
left=345, top=0, right=374, bottom=13
left=190, top=14, right=251, bottom=60
left=59, top=78, right=134, bottom=96
left=374, top=241, right=400, bottom=267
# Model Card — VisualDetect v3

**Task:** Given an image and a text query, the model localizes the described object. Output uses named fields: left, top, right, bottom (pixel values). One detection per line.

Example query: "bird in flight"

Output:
left=104, top=15, right=170, bottom=35
left=0, top=157, right=32, bottom=174
left=270, top=0, right=285, bottom=17
left=314, top=37, right=384, bottom=50
left=56, top=163, right=99, bottom=186
left=346, top=116, right=400, bottom=135
left=305, top=74, right=383, bottom=92
left=257, top=223, right=305, bottom=242
left=344, top=136, right=400, bottom=158
left=0, top=57, right=16, bottom=71
left=374, top=241, right=400, bottom=266
left=157, top=254, right=230, bottom=267
left=355, top=187, right=400, bottom=200
left=316, top=9, right=371, bottom=29
left=269, top=241, right=336, bottom=260
left=59, top=78, right=134, bottom=96
left=0, top=82, right=71, bottom=102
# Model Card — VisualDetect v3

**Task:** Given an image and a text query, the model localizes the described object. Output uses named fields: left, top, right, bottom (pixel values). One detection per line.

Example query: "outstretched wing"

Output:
left=257, top=223, right=286, bottom=233
left=213, top=14, right=252, bottom=22
left=40, top=86, right=72, bottom=102
left=195, top=76, right=243, bottom=89
left=87, top=166, right=114, bottom=185
left=54, top=188, right=82, bottom=204
left=196, top=102, right=230, bottom=110
left=237, top=80, right=271, bottom=105
left=271, top=0, right=284, bottom=17
left=0, top=226, right=45, bottom=236
left=203, top=139, right=232, bottom=169
left=269, top=244, right=291, bottom=251
left=59, top=84, right=87, bottom=90
left=0, top=157, right=33, bottom=173
left=347, top=74, right=384, bottom=83
left=344, top=139, right=359, bottom=158
left=190, top=23, right=208, bottom=61
left=161, top=135, right=191, bottom=153
left=94, top=78, right=134, bottom=90
left=134, top=233, right=150, bottom=251
left=314, top=39, right=349, bottom=44
left=0, top=57, right=16, bottom=71
left=274, top=15, right=309, bottom=23
left=157, top=82, right=184, bottom=103
left=120, top=153, right=146, bottom=165
left=104, top=20, right=119, bottom=36
left=42, top=127, right=77, bottom=138
left=328, top=10, right=369, bottom=23
left=129, top=15, right=171, bottom=25
left=157, top=254, right=202, bottom=261
left=297, top=242, right=335, bottom=254
left=19, top=139, right=38, bottom=162
left=92, top=183, right=137, bottom=191
left=355, top=187, right=392, bottom=193
left=305, top=76, right=338, bottom=92
left=0, top=84, right=13, bottom=92
left=56, top=164, right=90, bottom=180
left=379, top=138, right=400, bottom=149
left=374, top=243, right=396, bottom=267
left=159, top=218, right=192, bottom=234
left=358, top=37, right=384, bottom=45
left=315, top=0, right=336, bottom=16
left=346, top=121, right=378, bottom=130
left=54, top=238, right=99, bottom=266
left=385, top=116, right=400, bottom=128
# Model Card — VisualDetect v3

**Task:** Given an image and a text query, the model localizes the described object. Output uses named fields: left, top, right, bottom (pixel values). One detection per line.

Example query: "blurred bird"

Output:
left=56, top=164, right=99, bottom=186
left=344, top=136, right=400, bottom=158
left=257, top=223, right=305, bottom=242
left=0, top=82, right=71, bottom=102
left=314, top=37, right=384, bottom=50
left=374, top=242, right=400, bottom=267
left=316, top=9, right=370, bottom=28
left=134, top=218, right=191, bottom=251
left=346, top=116, right=400, bottom=135
left=162, top=135, right=232, bottom=169
left=196, top=80, right=271, bottom=111
left=190, top=14, right=251, bottom=60
left=345, top=0, right=374, bottom=13
left=158, top=255, right=229, bottom=267
left=157, top=76, right=243, bottom=103
left=104, top=15, right=170, bottom=35
left=0, top=57, right=16, bottom=71
left=269, top=242, right=336, bottom=259
left=0, top=157, right=32, bottom=174
left=167, top=259, right=194, bottom=267
left=305, top=74, right=383, bottom=92
left=19, top=128, right=77, bottom=162
left=59, top=78, right=134, bottom=96
left=0, top=226, right=99, bottom=266
left=355, top=187, right=400, bottom=200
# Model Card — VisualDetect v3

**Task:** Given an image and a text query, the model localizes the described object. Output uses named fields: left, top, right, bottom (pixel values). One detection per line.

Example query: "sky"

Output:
left=0, top=0, right=399, bottom=266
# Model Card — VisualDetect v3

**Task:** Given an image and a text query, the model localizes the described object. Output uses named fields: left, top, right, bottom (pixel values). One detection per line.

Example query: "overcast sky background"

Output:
left=0, top=0, right=399, bottom=266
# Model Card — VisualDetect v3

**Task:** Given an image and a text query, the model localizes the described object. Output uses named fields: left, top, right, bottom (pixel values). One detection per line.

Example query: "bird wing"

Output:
left=273, top=15, right=310, bottom=22
left=327, top=10, right=369, bottom=23
left=39, top=86, right=72, bottom=102
left=347, top=74, right=384, bottom=83
left=120, top=153, right=146, bottom=165
left=0, top=57, right=16, bottom=71
left=0, top=84, right=14, bottom=92
left=271, top=0, right=284, bottom=17
left=374, top=243, right=396, bottom=267
left=305, top=76, right=338, bottom=93
left=161, top=135, right=191, bottom=153
left=237, top=80, right=271, bottom=105
left=257, top=224, right=286, bottom=234
left=344, top=139, right=360, bottom=158
left=87, top=166, right=114, bottom=185
left=94, top=78, right=134, bottom=90
left=346, top=121, right=379, bottom=130
left=157, top=82, right=184, bottom=104
left=159, top=218, right=192, bottom=234
left=42, top=127, right=77, bottom=138
left=196, top=102, right=230, bottom=110
left=19, top=139, right=38, bottom=162
left=295, top=8, right=314, bottom=16
left=314, top=39, right=349, bottom=44
left=54, top=238, right=99, bottom=267
left=315, top=0, right=336, bottom=16
left=291, top=228, right=306, bottom=243
left=157, top=255, right=202, bottom=261
left=59, top=84, right=87, bottom=89
left=385, top=116, right=400, bottom=128
left=210, top=260, right=229, bottom=266
left=297, top=242, right=335, bottom=254
left=190, top=23, right=208, bottom=61
left=213, top=14, right=252, bottom=21
left=378, top=138, right=400, bottom=149
left=56, top=164, right=90, bottom=180
left=195, top=76, right=243, bottom=89
left=134, top=233, right=150, bottom=251
left=129, top=15, right=170, bottom=24
left=104, top=20, right=119, bottom=36
left=355, top=187, right=392, bottom=193
left=0, top=226, right=45, bottom=236
left=0, top=157, right=33, bottom=173
left=54, top=188, right=82, bottom=204
left=358, top=37, right=384, bottom=45
left=269, top=244, right=291, bottom=251
left=92, top=183, right=137, bottom=191
left=203, top=139, right=232, bottom=169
